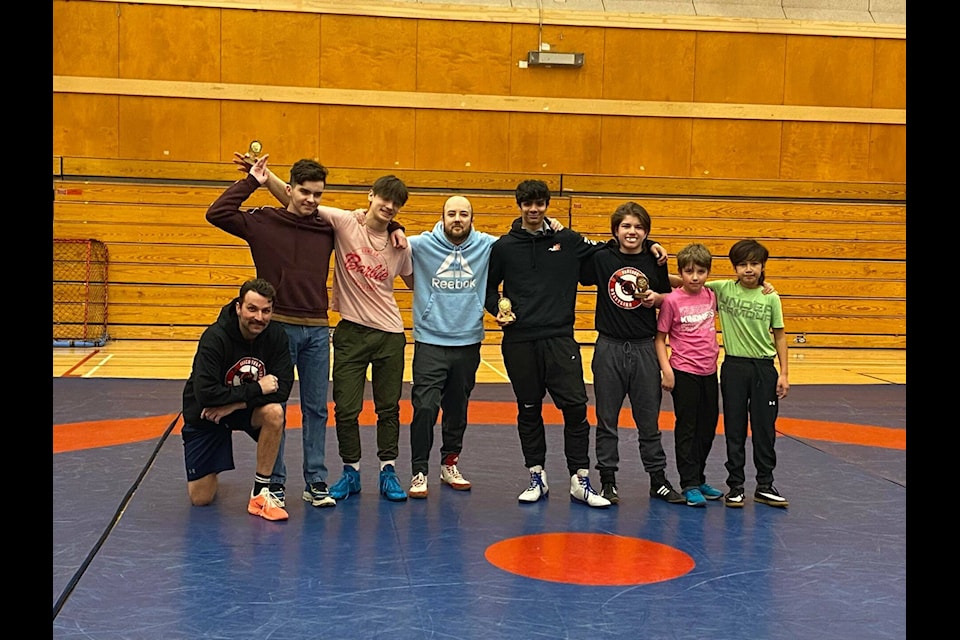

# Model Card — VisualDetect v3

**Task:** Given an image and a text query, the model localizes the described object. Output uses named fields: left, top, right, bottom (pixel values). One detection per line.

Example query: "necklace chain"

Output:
left=365, top=226, right=389, bottom=252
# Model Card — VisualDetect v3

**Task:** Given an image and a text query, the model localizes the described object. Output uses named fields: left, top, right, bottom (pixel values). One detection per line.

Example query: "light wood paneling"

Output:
left=118, top=97, right=221, bottom=161
left=784, top=35, right=875, bottom=108
left=221, top=10, right=321, bottom=87
left=601, top=29, right=696, bottom=102
left=418, top=20, right=513, bottom=95
left=52, top=172, right=905, bottom=351
left=413, top=111, right=511, bottom=172
left=507, top=113, right=602, bottom=174
left=780, top=122, right=871, bottom=181
left=317, top=105, right=417, bottom=169
left=868, top=124, right=907, bottom=183
left=872, top=39, right=907, bottom=109
left=694, top=32, right=786, bottom=105
left=563, top=175, right=905, bottom=201
left=220, top=101, right=321, bottom=166
left=568, top=197, right=906, bottom=222
left=690, top=120, right=783, bottom=179
left=118, top=4, right=221, bottom=82
left=53, top=94, right=120, bottom=158
left=509, top=24, right=607, bottom=99
left=53, top=0, right=119, bottom=77
left=59, top=0, right=904, bottom=40
left=597, top=117, right=693, bottom=177
left=52, top=2, right=905, bottom=184
left=320, top=15, right=418, bottom=91
left=52, top=170, right=562, bottom=200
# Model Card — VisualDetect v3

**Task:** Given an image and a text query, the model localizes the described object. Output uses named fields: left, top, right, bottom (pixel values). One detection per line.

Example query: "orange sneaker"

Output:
left=248, top=487, right=289, bottom=521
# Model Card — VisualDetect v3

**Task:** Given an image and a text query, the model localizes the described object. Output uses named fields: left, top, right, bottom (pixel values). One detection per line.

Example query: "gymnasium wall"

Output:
left=51, top=0, right=906, bottom=349
left=52, top=0, right=905, bottom=182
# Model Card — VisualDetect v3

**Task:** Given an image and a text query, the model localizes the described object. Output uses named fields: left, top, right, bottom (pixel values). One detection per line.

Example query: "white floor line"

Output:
left=83, top=354, right=113, bottom=377
left=479, top=357, right=510, bottom=382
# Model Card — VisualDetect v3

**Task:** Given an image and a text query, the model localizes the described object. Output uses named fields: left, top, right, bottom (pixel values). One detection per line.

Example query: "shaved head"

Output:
left=442, top=195, right=474, bottom=244
left=444, top=196, right=473, bottom=215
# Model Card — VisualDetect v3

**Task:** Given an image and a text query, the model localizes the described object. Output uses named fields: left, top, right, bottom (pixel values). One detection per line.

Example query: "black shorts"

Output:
left=181, top=408, right=259, bottom=482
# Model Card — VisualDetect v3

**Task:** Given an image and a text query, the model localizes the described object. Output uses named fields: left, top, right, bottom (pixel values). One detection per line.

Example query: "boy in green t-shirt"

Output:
left=706, top=239, right=790, bottom=508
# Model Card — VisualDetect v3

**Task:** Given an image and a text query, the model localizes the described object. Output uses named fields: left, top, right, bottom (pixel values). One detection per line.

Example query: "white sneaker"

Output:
left=518, top=466, right=549, bottom=503
left=440, top=463, right=472, bottom=490
left=570, top=469, right=611, bottom=508
left=409, top=472, right=428, bottom=499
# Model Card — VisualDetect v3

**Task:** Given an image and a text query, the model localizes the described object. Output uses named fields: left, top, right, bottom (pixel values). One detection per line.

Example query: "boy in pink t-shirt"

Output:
left=655, top=244, right=724, bottom=508
left=316, top=175, right=414, bottom=503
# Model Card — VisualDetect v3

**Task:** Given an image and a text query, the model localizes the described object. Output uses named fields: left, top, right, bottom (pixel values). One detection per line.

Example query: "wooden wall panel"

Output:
left=220, top=101, right=321, bottom=165
left=53, top=94, right=119, bottom=158
left=53, top=177, right=904, bottom=348
left=418, top=21, right=513, bottom=95
left=222, top=10, right=320, bottom=87
left=509, top=25, right=606, bottom=99
left=872, top=39, right=906, bottom=109
left=52, top=4, right=905, bottom=184
left=690, top=120, right=782, bottom=179
left=413, top=111, right=511, bottom=172
left=316, top=105, right=417, bottom=168
left=507, top=113, right=602, bottom=173
left=601, top=29, right=695, bottom=102
left=779, top=122, right=870, bottom=181
left=694, top=32, right=786, bottom=105
left=320, top=15, right=418, bottom=91
left=783, top=35, right=875, bottom=108
left=53, top=0, right=119, bottom=77
left=118, top=4, right=220, bottom=82
left=570, top=196, right=906, bottom=223
left=119, top=97, right=221, bottom=161
left=867, top=124, right=907, bottom=183
left=598, top=116, right=692, bottom=176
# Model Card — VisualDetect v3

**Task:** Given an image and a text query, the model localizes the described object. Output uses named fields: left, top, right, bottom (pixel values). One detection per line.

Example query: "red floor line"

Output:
left=59, top=349, right=101, bottom=377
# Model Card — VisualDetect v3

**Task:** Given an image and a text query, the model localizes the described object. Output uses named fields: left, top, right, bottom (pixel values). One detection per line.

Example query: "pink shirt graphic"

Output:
left=317, top=207, right=413, bottom=334
left=657, top=286, right=719, bottom=376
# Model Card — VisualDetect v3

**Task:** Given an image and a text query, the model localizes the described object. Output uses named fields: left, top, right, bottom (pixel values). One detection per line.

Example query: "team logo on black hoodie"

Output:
left=225, top=357, right=266, bottom=386
left=607, top=267, right=648, bottom=310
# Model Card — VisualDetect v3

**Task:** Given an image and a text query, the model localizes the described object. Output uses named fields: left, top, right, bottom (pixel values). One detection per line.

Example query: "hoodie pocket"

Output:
left=421, top=291, right=485, bottom=333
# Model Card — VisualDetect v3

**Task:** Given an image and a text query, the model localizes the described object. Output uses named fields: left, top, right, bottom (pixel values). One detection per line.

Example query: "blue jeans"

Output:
left=271, top=322, right=330, bottom=488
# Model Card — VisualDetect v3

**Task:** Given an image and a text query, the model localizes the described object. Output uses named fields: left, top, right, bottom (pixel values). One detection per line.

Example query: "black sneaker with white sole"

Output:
left=754, top=484, right=789, bottom=508
left=601, top=482, right=620, bottom=505
left=724, top=486, right=745, bottom=508
left=649, top=480, right=684, bottom=504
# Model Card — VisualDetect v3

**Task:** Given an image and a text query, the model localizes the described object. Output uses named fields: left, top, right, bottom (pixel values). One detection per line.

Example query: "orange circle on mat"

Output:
left=485, top=532, right=695, bottom=586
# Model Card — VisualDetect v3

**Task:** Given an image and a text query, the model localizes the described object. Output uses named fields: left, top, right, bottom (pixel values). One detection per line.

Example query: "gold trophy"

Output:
left=243, top=140, right=264, bottom=165
left=633, top=275, right=649, bottom=299
left=616, top=275, right=649, bottom=299
left=497, top=297, right=516, bottom=323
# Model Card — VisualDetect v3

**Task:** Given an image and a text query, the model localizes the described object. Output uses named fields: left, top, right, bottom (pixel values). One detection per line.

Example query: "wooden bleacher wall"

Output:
left=52, top=1, right=905, bottom=349
left=53, top=157, right=905, bottom=349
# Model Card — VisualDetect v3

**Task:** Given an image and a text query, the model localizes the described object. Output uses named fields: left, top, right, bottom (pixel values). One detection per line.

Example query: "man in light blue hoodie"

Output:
left=406, top=196, right=494, bottom=498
